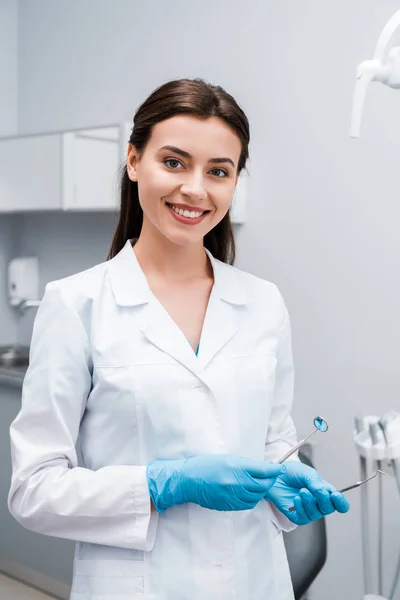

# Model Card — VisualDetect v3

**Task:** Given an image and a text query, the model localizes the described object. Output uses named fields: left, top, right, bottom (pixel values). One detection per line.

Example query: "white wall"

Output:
left=12, top=1, right=400, bottom=598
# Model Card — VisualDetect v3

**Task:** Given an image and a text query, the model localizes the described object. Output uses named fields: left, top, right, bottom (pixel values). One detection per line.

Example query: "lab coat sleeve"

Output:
left=264, top=289, right=300, bottom=533
left=8, top=282, right=158, bottom=551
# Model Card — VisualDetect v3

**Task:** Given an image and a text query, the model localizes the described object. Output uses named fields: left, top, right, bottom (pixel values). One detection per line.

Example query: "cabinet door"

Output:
left=0, top=134, right=63, bottom=212
left=62, top=127, right=121, bottom=211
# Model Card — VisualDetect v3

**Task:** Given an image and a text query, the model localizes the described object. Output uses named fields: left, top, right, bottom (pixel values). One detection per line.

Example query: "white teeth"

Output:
left=169, top=204, right=205, bottom=219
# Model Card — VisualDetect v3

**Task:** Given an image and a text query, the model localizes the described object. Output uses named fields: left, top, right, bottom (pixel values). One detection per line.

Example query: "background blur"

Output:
left=1, top=1, right=400, bottom=599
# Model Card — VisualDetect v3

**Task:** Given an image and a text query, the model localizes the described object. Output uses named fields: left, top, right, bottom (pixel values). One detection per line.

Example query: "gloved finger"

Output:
left=302, top=470, right=324, bottom=489
left=228, top=497, right=259, bottom=511
left=290, top=495, right=311, bottom=525
left=239, top=496, right=264, bottom=510
left=202, top=495, right=257, bottom=511
left=299, top=489, right=325, bottom=521
left=310, top=484, right=336, bottom=515
left=256, top=475, right=280, bottom=494
left=305, top=475, right=336, bottom=495
left=242, top=460, right=285, bottom=479
left=330, top=491, right=350, bottom=513
left=241, top=474, right=279, bottom=494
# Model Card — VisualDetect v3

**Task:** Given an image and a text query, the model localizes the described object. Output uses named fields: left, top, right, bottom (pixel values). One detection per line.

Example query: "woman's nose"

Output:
left=179, top=173, right=207, bottom=198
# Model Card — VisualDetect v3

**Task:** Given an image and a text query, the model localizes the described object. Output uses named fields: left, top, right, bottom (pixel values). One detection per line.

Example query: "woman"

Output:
left=8, top=78, right=349, bottom=600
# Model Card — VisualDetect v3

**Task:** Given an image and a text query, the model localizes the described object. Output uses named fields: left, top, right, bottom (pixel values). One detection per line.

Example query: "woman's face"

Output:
left=126, top=114, right=241, bottom=247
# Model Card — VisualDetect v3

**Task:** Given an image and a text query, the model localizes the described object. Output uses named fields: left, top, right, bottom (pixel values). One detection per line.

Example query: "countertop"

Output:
left=0, top=365, right=27, bottom=388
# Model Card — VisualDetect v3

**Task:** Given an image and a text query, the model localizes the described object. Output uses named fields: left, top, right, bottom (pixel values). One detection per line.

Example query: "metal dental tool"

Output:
left=288, top=469, right=389, bottom=512
left=335, top=469, right=389, bottom=494
left=277, top=416, right=329, bottom=464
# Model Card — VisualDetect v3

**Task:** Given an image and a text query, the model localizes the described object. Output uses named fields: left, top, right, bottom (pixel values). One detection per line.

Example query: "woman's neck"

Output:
left=132, top=235, right=213, bottom=284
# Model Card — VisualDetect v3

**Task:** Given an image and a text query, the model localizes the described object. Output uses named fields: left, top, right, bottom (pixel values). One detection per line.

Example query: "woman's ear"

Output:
left=126, top=143, right=138, bottom=182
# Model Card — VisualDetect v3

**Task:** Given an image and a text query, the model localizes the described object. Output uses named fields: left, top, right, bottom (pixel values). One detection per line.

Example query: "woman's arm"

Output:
left=8, top=282, right=158, bottom=551
left=264, top=290, right=299, bottom=532
left=264, top=301, right=299, bottom=464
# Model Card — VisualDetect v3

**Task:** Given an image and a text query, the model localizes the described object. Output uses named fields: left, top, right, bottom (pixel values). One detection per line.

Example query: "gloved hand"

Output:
left=264, top=460, right=350, bottom=525
left=146, top=454, right=285, bottom=513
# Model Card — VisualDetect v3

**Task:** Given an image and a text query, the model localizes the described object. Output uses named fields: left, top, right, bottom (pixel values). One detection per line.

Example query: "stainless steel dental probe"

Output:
left=287, top=469, right=389, bottom=512
left=336, top=469, right=389, bottom=493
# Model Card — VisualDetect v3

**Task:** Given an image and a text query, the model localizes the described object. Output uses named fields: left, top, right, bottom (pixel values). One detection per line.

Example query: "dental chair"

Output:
left=282, top=449, right=327, bottom=599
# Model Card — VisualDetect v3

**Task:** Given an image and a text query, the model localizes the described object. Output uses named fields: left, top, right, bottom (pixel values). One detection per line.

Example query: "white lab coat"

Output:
left=8, top=238, right=298, bottom=600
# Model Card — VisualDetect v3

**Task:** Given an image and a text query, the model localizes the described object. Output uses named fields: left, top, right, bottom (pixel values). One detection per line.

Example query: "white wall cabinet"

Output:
left=0, top=134, right=64, bottom=211
left=0, top=124, right=126, bottom=213
left=62, top=126, right=122, bottom=211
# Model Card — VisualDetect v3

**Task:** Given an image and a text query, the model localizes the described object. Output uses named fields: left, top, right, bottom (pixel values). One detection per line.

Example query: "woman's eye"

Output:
left=164, top=159, right=227, bottom=178
left=164, top=159, right=181, bottom=169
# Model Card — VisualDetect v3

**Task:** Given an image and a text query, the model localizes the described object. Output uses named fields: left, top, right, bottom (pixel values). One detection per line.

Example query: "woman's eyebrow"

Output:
left=159, top=145, right=235, bottom=168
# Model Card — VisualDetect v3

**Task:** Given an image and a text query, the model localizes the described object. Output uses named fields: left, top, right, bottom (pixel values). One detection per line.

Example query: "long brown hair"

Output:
left=107, top=78, right=250, bottom=265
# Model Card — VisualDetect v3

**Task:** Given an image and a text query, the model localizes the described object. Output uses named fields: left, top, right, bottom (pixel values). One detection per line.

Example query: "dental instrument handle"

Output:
left=388, top=460, right=400, bottom=598
left=371, top=422, right=385, bottom=597
left=277, top=429, right=318, bottom=464
left=286, top=479, right=363, bottom=510
left=336, top=482, right=363, bottom=494
left=287, top=482, right=360, bottom=511
left=377, top=459, right=383, bottom=596
left=379, top=412, right=400, bottom=598
left=287, top=469, right=388, bottom=510
left=360, top=455, right=372, bottom=594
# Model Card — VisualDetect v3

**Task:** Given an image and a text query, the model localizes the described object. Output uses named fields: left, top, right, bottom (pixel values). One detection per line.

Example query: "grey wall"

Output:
left=0, top=216, right=19, bottom=344
left=0, top=0, right=17, bottom=135
left=2, top=0, right=400, bottom=598
left=15, top=212, right=117, bottom=344
left=0, top=0, right=18, bottom=345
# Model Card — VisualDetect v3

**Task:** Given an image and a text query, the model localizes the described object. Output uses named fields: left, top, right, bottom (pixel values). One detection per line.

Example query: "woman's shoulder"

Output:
left=219, top=257, right=283, bottom=303
left=41, top=258, right=111, bottom=318
left=214, top=257, right=288, bottom=324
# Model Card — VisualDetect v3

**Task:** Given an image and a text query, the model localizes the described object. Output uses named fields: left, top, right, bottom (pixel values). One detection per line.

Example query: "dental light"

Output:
left=350, top=9, right=400, bottom=139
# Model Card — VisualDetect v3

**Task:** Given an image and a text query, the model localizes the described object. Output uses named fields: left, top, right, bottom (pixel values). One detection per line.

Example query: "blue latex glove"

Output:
left=264, top=460, right=350, bottom=525
left=147, top=454, right=285, bottom=513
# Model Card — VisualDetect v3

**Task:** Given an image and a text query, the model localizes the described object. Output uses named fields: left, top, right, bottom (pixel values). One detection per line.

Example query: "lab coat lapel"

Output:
left=107, top=240, right=247, bottom=378
left=195, top=282, right=237, bottom=369
left=139, top=300, right=201, bottom=374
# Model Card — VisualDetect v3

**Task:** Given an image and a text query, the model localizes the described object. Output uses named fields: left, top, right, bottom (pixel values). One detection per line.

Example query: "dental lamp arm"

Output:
left=350, top=9, right=400, bottom=138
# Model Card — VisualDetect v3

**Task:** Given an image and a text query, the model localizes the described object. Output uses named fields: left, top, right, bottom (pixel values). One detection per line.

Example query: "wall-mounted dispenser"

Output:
left=8, top=257, right=40, bottom=313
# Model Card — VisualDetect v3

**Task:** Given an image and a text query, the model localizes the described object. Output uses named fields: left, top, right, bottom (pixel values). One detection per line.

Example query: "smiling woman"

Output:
left=107, top=78, right=250, bottom=266
left=7, top=77, right=349, bottom=600
left=123, top=112, right=242, bottom=266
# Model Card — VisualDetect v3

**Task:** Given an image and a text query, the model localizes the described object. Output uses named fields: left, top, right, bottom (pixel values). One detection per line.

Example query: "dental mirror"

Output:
left=314, top=416, right=328, bottom=432
left=277, top=416, right=329, bottom=464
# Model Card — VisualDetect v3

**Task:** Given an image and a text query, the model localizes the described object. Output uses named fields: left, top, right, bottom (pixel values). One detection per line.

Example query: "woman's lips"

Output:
left=166, top=203, right=209, bottom=225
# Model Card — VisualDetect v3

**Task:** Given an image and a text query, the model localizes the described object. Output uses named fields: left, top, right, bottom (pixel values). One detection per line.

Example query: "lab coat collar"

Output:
left=107, top=239, right=247, bottom=372
left=107, top=238, right=247, bottom=307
